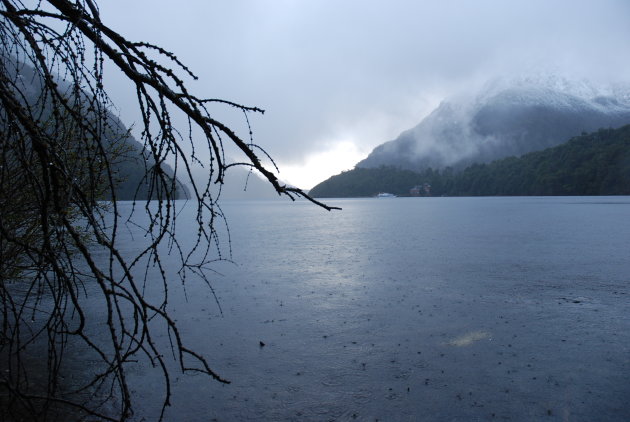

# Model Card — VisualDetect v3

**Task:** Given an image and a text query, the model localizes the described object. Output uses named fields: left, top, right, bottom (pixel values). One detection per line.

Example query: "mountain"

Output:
left=357, top=76, right=630, bottom=171
left=310, top=125, right=630, bottom=198
left=100, top=114, right=188, bottom=200
left=188, top=165, right=283, bottom=201
left=3, top=61, right=187, bottom=200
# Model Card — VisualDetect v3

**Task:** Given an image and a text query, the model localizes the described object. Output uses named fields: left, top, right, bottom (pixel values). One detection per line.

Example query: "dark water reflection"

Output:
left=105, top=197, right=630, bottom=421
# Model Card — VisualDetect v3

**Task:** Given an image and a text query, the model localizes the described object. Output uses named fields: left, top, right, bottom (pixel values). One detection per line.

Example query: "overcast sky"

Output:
left=100, top=0, right=630, bottom=189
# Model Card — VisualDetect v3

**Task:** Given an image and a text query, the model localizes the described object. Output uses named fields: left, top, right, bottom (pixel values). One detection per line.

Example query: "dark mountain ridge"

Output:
left=2, top=60, right=187, bottom=200
left=310, top=124, right=630, bottom=197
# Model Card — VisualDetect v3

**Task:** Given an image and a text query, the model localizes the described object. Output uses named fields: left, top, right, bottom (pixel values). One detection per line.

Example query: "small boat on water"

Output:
left=376, top=192, right=396, bottom=198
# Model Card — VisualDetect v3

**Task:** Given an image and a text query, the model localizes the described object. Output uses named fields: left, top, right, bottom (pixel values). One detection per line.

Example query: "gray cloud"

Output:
left=101, top=0, right=630, bottom=188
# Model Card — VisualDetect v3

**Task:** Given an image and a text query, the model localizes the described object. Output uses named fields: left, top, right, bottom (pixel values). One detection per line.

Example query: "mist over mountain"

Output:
left=188, top=165, right=284, bottom=201
left=103, top=115, right=188, bottom=200
left=357, top=76, right=630, bottom=171
left=310, top=124, right=630, bottom=198
left=4, top=61, right=187, bottom=200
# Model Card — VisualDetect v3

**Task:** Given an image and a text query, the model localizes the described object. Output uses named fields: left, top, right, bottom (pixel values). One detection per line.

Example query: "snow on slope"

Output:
left=357, top=76, right=630, bottom=171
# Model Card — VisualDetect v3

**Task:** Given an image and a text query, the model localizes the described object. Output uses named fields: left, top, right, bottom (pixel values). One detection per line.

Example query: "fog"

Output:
left=101, top=0, right=630, bottom=189
left=356, top=75, right=630, bottom=171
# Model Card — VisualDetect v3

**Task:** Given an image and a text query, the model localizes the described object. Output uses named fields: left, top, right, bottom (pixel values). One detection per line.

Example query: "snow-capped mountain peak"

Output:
left=357, top=76, right=630, bottom=171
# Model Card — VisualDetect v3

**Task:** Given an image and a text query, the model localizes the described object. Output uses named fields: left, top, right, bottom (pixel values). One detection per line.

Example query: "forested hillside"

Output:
left=6, top=62, right=187, bottom=200
left=100, top=117, right=189, bottom=200
left=310, top=125, right=630, bottom=197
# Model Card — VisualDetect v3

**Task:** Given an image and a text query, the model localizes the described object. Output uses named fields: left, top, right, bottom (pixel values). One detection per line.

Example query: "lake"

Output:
left=104, top=196, right=630, bottom=421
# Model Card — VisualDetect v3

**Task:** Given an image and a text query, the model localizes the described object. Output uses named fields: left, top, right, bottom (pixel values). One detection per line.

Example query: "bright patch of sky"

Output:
left=279, top=141, right=367, bottom=190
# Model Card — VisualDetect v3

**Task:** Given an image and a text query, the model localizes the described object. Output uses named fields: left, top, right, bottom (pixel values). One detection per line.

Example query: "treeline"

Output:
left=309, top=125, right=630, bottom=197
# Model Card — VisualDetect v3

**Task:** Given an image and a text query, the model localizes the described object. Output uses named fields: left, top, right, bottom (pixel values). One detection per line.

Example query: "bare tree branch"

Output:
left=0, top=1, right=338, bottom=420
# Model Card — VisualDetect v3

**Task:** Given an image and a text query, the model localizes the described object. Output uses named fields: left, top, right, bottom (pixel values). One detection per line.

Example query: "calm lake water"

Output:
left=104, top=197, right=630, bottom=421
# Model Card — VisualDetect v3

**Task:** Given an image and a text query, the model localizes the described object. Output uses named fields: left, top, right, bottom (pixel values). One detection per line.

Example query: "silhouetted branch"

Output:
left=0, top=0, right=337, bottom=421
